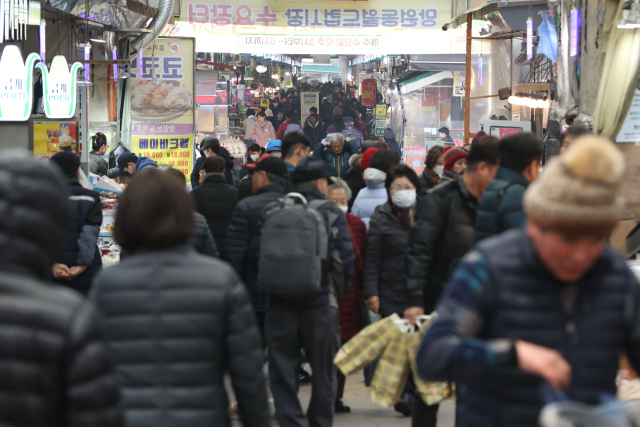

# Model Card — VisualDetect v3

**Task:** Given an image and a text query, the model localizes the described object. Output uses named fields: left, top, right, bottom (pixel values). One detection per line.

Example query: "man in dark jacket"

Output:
left=313, top=133, right=359, bottom=178
left=50, top=151, right=103, bottom=295
left=417, top=137, right=640, bottom=427
left=192, top=156, right=238, bottom=258
left=282, top=132, right=311, bottom=173
left=404, top=138, right=499, bottom=320
left=403, top=139, right=498, bottom=424
left=266, top=156, right=355, bottom=427
left=224, top=157, right=289, bottom=338
left=191, top=137, right=221, bottom=190
left=474, top=133, right=542, bottom=243
left=0, top=154, right=121, bottom=427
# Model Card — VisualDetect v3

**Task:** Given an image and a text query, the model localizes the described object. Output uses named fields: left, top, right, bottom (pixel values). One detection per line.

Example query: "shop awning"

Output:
left=301, top=64, right=341, bottom=74
left=400, top=71, right=453, bottom=94
left=409, top=54, right=467, bottom=72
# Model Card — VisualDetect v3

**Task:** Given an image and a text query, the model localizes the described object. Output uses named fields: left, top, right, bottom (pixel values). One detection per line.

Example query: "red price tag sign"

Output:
left=361, top=79, right=377, bottom=106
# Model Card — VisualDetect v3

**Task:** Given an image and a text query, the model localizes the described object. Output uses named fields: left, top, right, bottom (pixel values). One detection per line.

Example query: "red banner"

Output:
left=361, top=79, right=377, bottom=106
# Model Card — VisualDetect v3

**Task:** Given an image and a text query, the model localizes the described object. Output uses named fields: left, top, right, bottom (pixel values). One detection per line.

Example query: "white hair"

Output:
left=328, top=177, right=352, bottom=200
left=329, top=133, right=345, bottom=144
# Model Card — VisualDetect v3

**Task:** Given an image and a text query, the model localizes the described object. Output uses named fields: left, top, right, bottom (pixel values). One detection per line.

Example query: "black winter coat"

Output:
left=238, top=176, right=254, bottom=200
left=192, top=212, right=219, bottom=257
left=192, top=174, right=239, bottom=258
left=224, top=184, right=285, bottom=312
left=363, top=202, right=411, bottom=308
left=417, top=168, right=439, bottom=196
left=91, top=245, right=270, bottom=427
left=405, top=174, right=478, bottom=312
left=343, top=165, right=365, bottom=210
left=0, top=156, right=122, bottom=427
left=55, top=179, right=103, bottom=294
left=191, top=156, right=235, bottom=189
left=304, top=122, right=322, bottom=149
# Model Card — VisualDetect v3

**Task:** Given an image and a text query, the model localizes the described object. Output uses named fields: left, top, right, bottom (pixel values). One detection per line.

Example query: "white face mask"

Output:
left=271, top=151, right=282, bottom=158
left=338, top=205, right=348, bottom=213
left=250, top=154, right=260, bottom=161
left=433, top=165, right=444, bottom=176
left=364, top=168, right=387, bottom=185
left=392, top=190, right=417, bottom=208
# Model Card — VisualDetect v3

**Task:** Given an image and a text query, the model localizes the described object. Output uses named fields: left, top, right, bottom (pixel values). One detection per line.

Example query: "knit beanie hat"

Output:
left=442, top=146, right=455, bottom=156
left=50, top=151, right=80, bottom=177
left=443, top=148, right=468, bottom=176
left=471, top=130, right=488, bottom=145
left=524, top=136, right=624, bottom=229
left=361, top=147, right=379, bottom=170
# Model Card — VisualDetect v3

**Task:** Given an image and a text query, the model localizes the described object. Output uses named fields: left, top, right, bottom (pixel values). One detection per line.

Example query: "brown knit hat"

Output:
left=524, top=136, right=624, bottom=229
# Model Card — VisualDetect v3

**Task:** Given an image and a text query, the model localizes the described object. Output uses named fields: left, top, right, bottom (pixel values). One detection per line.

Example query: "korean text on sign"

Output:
left=187, top=4, right=438, bottom=28
left=132, top=135, right=194, bottom=176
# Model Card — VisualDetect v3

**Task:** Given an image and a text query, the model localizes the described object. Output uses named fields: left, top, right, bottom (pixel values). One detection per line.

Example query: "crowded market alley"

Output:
left=3, top=0, right=640, bottom=426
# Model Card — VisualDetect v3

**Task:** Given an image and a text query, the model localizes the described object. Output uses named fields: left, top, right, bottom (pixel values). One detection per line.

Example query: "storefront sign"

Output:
left=38, top=56, right=83, bottom=119
left=301, top=92, right=318, bottom=122
left=131, top=135, right=194, bottom=176
left=33, top=120, right=78, bottom=162
left=616, top=89, right=640, bottom=143
left=130, top=37, right=195, bottom=136
left=361, top=79, right=377, bottom=106
left=260, top=98, right=270, bottom=108
left=0, top=45, right=40, bottom=121
left=171, top=0, right=458, bottom=54
left=375, top=104, right=386, bottom=136
left=405, top=147, right=426, bottom=174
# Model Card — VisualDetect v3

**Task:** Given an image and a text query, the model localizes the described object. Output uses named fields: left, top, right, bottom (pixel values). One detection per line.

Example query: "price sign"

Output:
left=361, top=78, right=377, bottom=106
left=132, top=135, right=194, bottom=176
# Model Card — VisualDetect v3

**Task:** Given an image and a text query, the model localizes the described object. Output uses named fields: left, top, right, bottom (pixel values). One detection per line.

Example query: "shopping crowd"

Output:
left=2, top=88, right=640, bottom=427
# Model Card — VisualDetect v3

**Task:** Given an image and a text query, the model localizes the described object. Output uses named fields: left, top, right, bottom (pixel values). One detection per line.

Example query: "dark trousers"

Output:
left=413, top=399, right=439, bottom=427
left=266, top=304, right=339, bottom=427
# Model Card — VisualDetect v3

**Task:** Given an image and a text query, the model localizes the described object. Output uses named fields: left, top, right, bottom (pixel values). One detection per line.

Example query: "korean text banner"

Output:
left=171, top=0, right=464, bottom=54
left=132, top=135, right=194, bottom=176
left=130, top=37, right=195, bottom=136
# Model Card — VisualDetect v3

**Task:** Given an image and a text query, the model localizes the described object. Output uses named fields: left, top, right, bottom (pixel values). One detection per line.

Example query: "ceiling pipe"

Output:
left=131, top=0, right=174, bottom=55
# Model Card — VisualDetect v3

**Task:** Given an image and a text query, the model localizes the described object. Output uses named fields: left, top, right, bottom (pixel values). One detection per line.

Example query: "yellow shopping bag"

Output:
left=407, top=313, right=455, bottom=405
left=334, top=313, right=402, bottom=376
left=370, top=331, right=411, bottom=407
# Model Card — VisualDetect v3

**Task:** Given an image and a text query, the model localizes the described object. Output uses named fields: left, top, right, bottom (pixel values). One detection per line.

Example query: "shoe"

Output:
left=393, top=392, right=413, bottom=417
left=335, top=400, right=351, bottom=413
left=299, top=367, right=313, bottom=385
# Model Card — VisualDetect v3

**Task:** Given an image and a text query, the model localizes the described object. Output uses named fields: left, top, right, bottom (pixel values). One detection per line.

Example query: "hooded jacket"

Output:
left=284, top=123, right=304, bottom=137
left=0, top=156, right=122, bottom=427
left=350, top=169, right=389, bottom=229
left=312, top=138, right=359, bottom=178
left=192, top=174, right=239, bottom=258
left=92, top=244, right=271, bottom=427
left=250, top=120, right=276, bottom=147
left=243, top=115, right=258, bottom=140
left=342, top=123, right=364, bottom=147
left=134, top=156, right=158, bottom=173
left=304, top=121, right=322, bottom=148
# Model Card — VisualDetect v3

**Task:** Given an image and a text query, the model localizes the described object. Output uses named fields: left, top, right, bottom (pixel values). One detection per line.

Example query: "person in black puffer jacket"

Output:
left=417, top=146, right=443, bottom=195
left=224, top=157, right=288, bottom=339
left=404, top=138, right=499, bottom=318
left=192, top=156, right=239, bottom=258
left=0, top=153, right=122, bottom=427
left=50, top=151, right=103, bottom=295
left=363, top=165, right=420, bottom=318
left=167, top=169, right=219, bottom=257
left=91, top=169, right=270, bottom=427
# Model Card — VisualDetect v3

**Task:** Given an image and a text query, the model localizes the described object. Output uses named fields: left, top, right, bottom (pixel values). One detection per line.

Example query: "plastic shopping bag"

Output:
left=370, top=332, right=411, bottom=407
left=334, top=313, right=402, bottom=376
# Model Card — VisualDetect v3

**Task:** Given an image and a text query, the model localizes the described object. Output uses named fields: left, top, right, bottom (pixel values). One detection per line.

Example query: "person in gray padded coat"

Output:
left=91, top=169, right=270, bottom=427
left=0, top=153, right=122, bottom=427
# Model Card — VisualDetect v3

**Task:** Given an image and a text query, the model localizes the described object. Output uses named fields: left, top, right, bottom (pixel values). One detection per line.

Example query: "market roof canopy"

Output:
left=168, top=0, right=468, bottom=54
left=400, top=71, right=453, bottom=94
left=301, top=64, right=341, bottom=74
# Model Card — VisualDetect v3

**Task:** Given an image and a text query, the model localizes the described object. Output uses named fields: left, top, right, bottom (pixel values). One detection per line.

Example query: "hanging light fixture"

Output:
left=138, top=48, right=144, bottom=79
left=84, top=43, right=91, bottom=84
left=39, top=19, right=45, bottom=62
left=112, top=47, right=118, bottom=82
